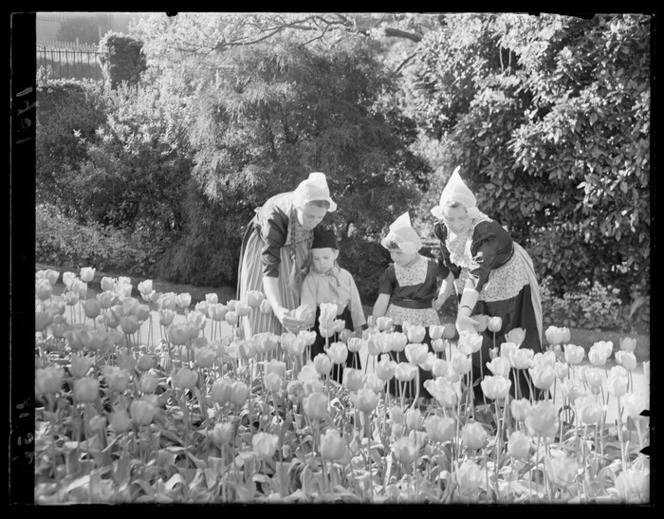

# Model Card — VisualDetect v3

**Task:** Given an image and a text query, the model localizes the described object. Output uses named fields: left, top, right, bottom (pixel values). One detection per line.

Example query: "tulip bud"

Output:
left=375, top=355, right=397, bottom=382
left=486, top=356, right=511, bottom=378
left=230, top=380, right=249, bottom=406
left=431, top=338, right=446, bottom=353
left=286, top=380, right=306, bottom=404
left=544, top=452, right=579, bottom=489
left=252, top=432, right=279, bottom=459
left=563, top=344, right=585, bottom=365
left=431, top=358, right=449, bottom=378
left=375, top=316, right=393, bottom=332
left=63, top=290, right=79, bottom=306
left=576, top=395, right=603, bottom=425
left=313, top=353, right=332, bottom=376
left=619, top=337, right=637, bottom=353
left=110, top=409, right=132, bottom=433
left=206, top=379, right=229, bottom=406
left=442, top=322, right=457, bottom=339
left=560, top=379, right=585, bottom=404
left=424, top=415, right=456, bottom=443
left=44, top=269, right=60, bottom=285
left=346, top=337, right=364, bottom=353
left=136, top=354, right=158, bottom=372
left=451, top=351, right=472, bottom=376
left=225, top=311, right=239, bottom=326
left=173, top=368, right=198, bottom=389
left=100, top=276, right=116, bottom=292
left=303, top=391, right=329, bottom=419
left=391, top=437, right=420, bottom=464
left=607, top=366, right=629, bottom=398
left=423, top=377, right=458, bottom=408
left=507, top=430, right=531, bottom=460
left=264, top=372, right=283, bottom=393
left=69, top=354, right=94, bottom=378
left=363, top=373, right=385, bottom=393
left=73, top=377, right=99, bottom=403
left=351, top=388, right=379, bottom=413
left=394, top=362, right=418, bottom=382
left=119, top=315, right=140, bottom=335
left=88, top=414, right=107, bottom=434
left=510, top=398, right=531, bottom=422
left=35, top=278, right=53, bottom=301
left=525, top=400, right=559, bottom=438
left=35, top=366, right=64, bottom=395
left=461, top=421, right=487, bottom=451
left=615, top=350, right=637, bottom=371
left=481, top=375, right=512, bottom=400
left=130, top=398, right=157, bottom=426
left=487, top=316, right=503, bottom=333
left=511, top=348, right=534, bottom=370
left=327, top=342, right=349, bottom=365
left=344, top=368, right=364, bottom=392
left=138, top=373, right=159, bottom=394
left=320, top=428, right=347, bottom=461
left=80, top=267, right=96, bottom=283
left=429, top=325, right=444, bottom=341
left=102, top=366, right=131, bottom=393
left=195, top=347, right=217, bottom=369
left=405, top=408, right=423, bottom=430
left=211, top=422, right=235, bottom=447
left=458, top=330, right=483, bottom=355
left=529, top=364, right=555, bottom=390
left=455, top=459, right=483, bottom=491
left=545, top=325, right=565, bottom=346
left=404, top=343, right=429, bottom=366
left=405, top=324, right=426, bottom=344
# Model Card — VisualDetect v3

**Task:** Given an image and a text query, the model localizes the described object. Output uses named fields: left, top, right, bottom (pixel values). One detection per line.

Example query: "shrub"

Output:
left=36, top=203, right=166, bottom=277
left=98, top=32, right=147, bottom=89
left=337, top=236, right=391, bottom=306
left=36, top=79, right=106, bottom=214
left=540, top=276, right=626, bottom=330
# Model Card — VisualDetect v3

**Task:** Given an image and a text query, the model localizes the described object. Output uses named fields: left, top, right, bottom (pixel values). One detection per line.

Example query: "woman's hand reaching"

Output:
left=455, top=313, right=479, bottom=335
left=274, top=306, right=307, bottom=333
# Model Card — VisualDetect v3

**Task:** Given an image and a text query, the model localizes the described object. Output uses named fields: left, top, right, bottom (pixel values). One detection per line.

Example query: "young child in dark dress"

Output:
left=371, top=212, right=441, bottom=401
left=301, top=228, right=365, bottom=383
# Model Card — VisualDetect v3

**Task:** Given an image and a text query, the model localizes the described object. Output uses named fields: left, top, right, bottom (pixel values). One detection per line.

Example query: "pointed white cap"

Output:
left=380, top=212, right=422, bottom=254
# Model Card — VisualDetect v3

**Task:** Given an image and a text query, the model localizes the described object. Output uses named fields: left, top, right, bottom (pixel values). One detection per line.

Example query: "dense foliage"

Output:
left=407, top=13, right=650, bottom=304
left=35, top=80, right=106, bottom=217
left=36, top=203, right=162, bottom=277
left=98, top=32, right=147, bottom=89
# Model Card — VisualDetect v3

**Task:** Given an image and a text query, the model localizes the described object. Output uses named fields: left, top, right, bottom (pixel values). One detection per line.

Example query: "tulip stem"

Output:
left=616, top=400, right=627, bottom=473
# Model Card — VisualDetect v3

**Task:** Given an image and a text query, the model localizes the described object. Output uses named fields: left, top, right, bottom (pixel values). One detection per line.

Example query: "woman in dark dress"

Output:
left=430, top=167, right=543, bottom=399
left=237, top=172, right=336, bottom=337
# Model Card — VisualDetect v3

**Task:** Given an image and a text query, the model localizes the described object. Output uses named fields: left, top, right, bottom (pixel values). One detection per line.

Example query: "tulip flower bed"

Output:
left=33, top=268, right=650, bottom=504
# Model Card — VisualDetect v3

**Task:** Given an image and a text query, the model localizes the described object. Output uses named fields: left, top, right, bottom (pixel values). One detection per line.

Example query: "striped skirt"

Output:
left=237, top=227, right=310, bottom=338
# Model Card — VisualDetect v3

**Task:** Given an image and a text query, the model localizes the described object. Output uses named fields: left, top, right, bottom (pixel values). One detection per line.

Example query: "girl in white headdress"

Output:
left=431, top=166, right=543, bottom=400
left=237, top=172, right=337, bottom=337
left=372, top=211, right=442, bottom=401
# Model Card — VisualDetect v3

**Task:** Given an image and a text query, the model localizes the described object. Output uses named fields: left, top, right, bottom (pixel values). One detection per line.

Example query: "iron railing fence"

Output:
left=37, top=42, right=103, bottom=83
